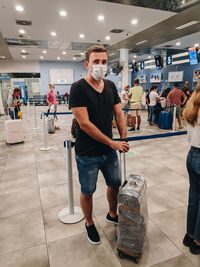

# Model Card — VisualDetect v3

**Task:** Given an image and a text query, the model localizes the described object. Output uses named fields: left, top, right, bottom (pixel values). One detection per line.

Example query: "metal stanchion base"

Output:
left=32, top=127, right=40, bottom=130
left=39, top=146, right=53, bottom=151
left=58, top=207, right=84, bottom=224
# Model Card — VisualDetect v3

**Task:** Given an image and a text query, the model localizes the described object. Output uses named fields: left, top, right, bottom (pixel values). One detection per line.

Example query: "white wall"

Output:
left=0, top=60, right=40, bottom=73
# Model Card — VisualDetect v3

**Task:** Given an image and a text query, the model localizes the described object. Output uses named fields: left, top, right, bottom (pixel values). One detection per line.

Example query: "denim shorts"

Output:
left=75, top=150, right=121, bottom=195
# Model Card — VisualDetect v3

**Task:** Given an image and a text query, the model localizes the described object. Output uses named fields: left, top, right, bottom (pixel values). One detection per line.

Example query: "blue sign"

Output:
left=0, top=75, right=10, bottom=79
left=166, top=56, right=172, bottom=65
left=140, top=61, right=144, bottom=69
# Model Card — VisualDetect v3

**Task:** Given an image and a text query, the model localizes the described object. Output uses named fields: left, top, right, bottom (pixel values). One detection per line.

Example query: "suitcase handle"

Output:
left=119, top=152, right=126, bottom=183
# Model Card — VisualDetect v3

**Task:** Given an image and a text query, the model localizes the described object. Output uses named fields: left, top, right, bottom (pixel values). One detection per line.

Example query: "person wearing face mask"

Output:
left=69, top=45, right=130, bottom=245
left=7, top=88, right=22, bottom=120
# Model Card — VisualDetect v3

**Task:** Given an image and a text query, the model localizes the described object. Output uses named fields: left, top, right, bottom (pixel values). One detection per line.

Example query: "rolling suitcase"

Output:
left=117, top=153, right=148, bottom=263
left=158, top=111, right=172, bottom=129
left=4, top=120, right=24, bottom=145
left=47, top=117, right=55, bottom=134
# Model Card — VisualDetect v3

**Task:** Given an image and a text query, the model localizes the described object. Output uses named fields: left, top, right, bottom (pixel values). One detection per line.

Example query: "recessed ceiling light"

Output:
left=80, top=52, right=84, bottom=56
left=19, top=29, right=26, bottom=34
left=134, top=55, right=137, bottom=58
left=148, top=55, right=151, bottom=59
left=79, top=34, right=85, bottom=38
left=98, top=15, right=104, bottom=21
left=40, top=56, right=44, bottom=59
left=176, top=42, right=181, bottom=46
left=21, top=49, right=26, bottom=53
left=73, top=57, right=76, bottom=60
left=51, top=32, right=56, bottom=36
left=131, top=19, right=138, bottom=25
left=105, top=36, right=110, bottom=40
left=194, top=43, right=199, bottom=47
left=59, top=10, right=67, bottom=17
left=15, top=5, right=24, bottom=12
left=42, top=50, right=47, bottom=54
left=62, top=51, right=66, bottom=55
left=22, top=55, right=26, bottom=59
left=57, top=57, right=60, bottom=60
left=0, top=56, right=6, bottom=59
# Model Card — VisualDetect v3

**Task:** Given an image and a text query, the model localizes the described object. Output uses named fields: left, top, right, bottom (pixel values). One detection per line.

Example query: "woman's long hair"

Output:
left=12, top=88, right=20, bottom=98
left=183, top=81, right=200, bottom=127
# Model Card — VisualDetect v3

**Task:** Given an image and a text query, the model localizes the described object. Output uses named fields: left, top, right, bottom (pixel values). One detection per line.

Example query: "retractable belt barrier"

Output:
left=58, top=140, right=84, bottom=224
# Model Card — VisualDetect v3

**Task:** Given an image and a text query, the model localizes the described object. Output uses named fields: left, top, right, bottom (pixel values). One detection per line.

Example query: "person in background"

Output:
left=183, top=80, right=200, bottom=255
left=121, top=85, right=131, bottom=125
left=160, top=88, right=171, bottom=109
left=149, top=85, right=160, bottom=126
left=128, top=78, right=143, bottom=131
left=146, top=86, right=154, bottom=121
left=56, top=91, right=62, bottom=105
left=46, top=84, right=59, bottom=130
left=167, top=82, right=187, bottom=129
left=7, top=88, right=22, bottom=120
left=64, top=91, right=69, bottom=104
left=181, top=81, right=191, bottom=116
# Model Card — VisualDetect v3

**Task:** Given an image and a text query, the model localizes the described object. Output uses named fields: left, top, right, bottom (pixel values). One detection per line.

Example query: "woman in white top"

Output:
left=149, top=85, right=160, bottom=126
left=183, top=81, right=200, bottom=255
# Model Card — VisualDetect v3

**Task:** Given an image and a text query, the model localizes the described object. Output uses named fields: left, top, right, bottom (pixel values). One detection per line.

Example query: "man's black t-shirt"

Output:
left=69, top=78, right=121, bottom=156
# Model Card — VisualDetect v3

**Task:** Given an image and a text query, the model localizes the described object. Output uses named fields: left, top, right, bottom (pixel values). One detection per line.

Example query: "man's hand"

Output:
left=109, top=140, right=130, bottom=152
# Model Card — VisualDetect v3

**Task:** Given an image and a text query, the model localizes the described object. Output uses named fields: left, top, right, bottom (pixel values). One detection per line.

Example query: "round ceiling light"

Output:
left=59, top=10, right=67, bottom=17
left=15, top=5, right=24, bottom=12
left=131, top=19, right=138, bottom=25
left=98, top=15, right=104, bottom=21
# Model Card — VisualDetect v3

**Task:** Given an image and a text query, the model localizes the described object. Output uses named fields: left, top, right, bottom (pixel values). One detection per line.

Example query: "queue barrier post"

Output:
left=172, top=105, right=176, bottom=132
left=119, top=152, right=126, bottom=183
left=39, top=113, right=53, bottom=151
left=27, top=101, right=30, bottom=120
left=58, top=140, right=83, bottom=224
left=32, top=103, right=39, bottom=130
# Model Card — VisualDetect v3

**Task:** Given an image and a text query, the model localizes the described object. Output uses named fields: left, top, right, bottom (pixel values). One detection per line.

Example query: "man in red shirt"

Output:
left=167, top=83, right=187, bottom=129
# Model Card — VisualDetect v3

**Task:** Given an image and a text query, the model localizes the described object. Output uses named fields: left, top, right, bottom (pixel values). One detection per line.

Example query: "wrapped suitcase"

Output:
left=117, top=153, right=148, bottom=263
left=4, top=120, right=24, bottom=145
left=47, top=117, right=55, bottom=134
left=158, top=111, right=172, bottom=129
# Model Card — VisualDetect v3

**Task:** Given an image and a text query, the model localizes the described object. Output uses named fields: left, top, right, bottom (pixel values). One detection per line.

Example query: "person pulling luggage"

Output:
left=69, top=45, right=130, bottom=245
left=46, top=84, right=60, bottom=130
left=7, top=88, right=22, bottom=120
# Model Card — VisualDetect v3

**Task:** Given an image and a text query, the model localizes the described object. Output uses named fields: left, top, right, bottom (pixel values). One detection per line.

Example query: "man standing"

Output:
left=181, top=81, right=191, bottom=115
left=128, top=78, right=143, bottom=131
left=167, top=82, right=187, bottom=129
left=69, top=45, right=129, bottom=245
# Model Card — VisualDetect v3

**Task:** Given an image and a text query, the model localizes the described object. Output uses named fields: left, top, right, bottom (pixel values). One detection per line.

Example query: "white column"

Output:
left=120, top=48, right=129, bottom=89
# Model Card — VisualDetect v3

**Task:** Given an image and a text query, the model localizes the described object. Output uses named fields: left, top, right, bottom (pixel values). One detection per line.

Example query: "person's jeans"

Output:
left=149, top=105, right=156, bottom=124
left=9, top=109, right=19, bottom=120
left=186, top=146, right=200, bottom=241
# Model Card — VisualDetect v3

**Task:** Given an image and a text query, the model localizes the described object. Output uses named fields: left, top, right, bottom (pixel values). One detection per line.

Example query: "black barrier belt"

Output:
left=64, top=130, right=187, bottom=147
left=40, top=112, right=73, bottom=118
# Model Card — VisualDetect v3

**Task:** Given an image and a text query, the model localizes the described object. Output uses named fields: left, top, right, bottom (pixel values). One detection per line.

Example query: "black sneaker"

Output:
left=105, top=213, right=118, bottom=225
left=85, top=223, right=100, bottom=245
left=128, top=127, right=135, bottom=131
left=190, top=241, right=200, bottom=255
left=183, top=234, right=194, bottom=247
left=137, top=126, right=140, bottom=130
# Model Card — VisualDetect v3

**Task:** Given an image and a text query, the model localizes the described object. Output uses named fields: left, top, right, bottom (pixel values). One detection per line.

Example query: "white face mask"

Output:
left=91, top=64, right=107, bottom=80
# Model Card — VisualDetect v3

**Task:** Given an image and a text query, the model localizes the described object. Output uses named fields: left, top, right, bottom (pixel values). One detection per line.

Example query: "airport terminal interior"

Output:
left=0, top=0, right=200, bottom=266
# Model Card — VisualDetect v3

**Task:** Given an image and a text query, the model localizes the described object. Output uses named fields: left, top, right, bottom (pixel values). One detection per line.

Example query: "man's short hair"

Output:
left=174, top=82, right=179, bottom=88
left=134, top=78, right=139, bottom=84
left=85, top=45, right=108, bottom=62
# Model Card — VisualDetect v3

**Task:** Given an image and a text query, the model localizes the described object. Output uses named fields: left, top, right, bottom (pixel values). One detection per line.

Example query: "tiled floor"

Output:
left=0, top=105, right=199, bottom=267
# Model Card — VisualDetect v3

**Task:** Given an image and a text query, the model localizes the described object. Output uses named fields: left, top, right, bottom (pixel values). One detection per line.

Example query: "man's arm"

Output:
left=181, top=92, right=187, bottom=105
left=166, top=93, right=171, bottom=107
left=71, top=107, right=129, bottom=152
left=113, top=103, right=127, bottom=140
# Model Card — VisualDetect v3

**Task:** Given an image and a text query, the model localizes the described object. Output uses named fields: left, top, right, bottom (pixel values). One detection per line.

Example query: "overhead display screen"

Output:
left=188, top=47, right=198, bottom=65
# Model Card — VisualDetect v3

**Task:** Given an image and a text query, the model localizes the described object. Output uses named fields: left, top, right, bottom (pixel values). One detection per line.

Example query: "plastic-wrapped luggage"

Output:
left=117, top=154, right=148, bottom=263
left=47, top=117, right=55, bottom=133
left=5, top=120, right=24, bottom=145
left=158, top=111, right=172, bottom=129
